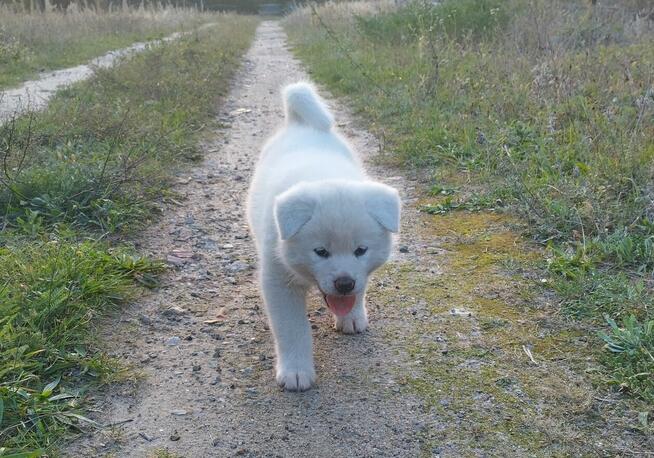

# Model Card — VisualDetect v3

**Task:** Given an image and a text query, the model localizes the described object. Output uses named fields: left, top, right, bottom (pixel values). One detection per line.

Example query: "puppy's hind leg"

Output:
left=335, top=294, right=369, bottom=334
left=261, top=269, right=315, bottom=391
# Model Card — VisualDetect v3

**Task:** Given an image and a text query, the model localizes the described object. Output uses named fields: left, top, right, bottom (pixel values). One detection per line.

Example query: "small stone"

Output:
left=399, top=245, right=409, bottom=253
left=163, top=306, right=187, bottom=318
left=193, top=365, right=202, bottom=372
left=138, top=314, right=153, bottom=325
left=165, top=336, right=181, bottom=346
left=170, top=431, right=181, bottom=441
left=226, top=261, right=249, bottom=273
left=185, top=335, right=193, bottom=341
left=166, top=255, right=186, bottom=267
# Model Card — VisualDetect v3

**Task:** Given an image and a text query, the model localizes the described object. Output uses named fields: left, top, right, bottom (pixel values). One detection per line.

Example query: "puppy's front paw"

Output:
left=335, top=311, right=368, bottom=334
left=276, top=365, right=316, bottom=392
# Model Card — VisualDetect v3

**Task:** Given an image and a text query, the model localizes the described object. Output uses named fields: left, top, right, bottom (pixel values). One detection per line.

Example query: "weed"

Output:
left=601, top=315, right=654, bottom=401
left=420, top=193, right=502, bottom=215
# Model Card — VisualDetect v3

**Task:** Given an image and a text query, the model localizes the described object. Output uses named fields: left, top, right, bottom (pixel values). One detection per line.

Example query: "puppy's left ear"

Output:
left=364, top=182, right=401, bottom=233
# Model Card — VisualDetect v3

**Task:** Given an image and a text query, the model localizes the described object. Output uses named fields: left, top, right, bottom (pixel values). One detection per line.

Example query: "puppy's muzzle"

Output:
left=334, top=276, right=355, bottom=294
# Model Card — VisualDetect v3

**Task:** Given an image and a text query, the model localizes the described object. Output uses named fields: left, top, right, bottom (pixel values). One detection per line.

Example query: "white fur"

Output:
left=247, top=82, right=400, bottom=391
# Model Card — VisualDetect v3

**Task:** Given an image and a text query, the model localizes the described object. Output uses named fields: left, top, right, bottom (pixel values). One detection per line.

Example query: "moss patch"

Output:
left=371, top=207, right=647, bottom=455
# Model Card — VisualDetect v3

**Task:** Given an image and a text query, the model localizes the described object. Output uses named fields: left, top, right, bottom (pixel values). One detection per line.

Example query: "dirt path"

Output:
left=0, top=25, right=212, bottom=123
left=69, top=21, right=651, bottom=457
left=69, top=21, right=424, bottom=457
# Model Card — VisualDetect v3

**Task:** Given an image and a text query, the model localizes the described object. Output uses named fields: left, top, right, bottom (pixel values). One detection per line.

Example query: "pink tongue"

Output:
left=325, top=294, right=356, bottom=317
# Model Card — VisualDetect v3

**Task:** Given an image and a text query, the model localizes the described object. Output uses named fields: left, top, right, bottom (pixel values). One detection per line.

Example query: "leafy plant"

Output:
left=601, top=314, right=654, bottom=401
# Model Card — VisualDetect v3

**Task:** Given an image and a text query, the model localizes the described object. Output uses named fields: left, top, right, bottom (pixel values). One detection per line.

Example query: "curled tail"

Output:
left=283, top=82, right=334, bottom=131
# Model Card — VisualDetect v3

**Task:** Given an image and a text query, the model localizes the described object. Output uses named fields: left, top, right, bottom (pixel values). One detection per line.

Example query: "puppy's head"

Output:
left=274, top=180, right=400, bottom=317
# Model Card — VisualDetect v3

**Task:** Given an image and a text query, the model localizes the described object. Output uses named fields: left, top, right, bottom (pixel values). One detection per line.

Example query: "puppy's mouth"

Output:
left=322, top=293, right=356, bottom=317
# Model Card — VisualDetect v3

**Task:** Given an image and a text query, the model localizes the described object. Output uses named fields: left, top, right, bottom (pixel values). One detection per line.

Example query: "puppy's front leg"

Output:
left=262, top=273, right=315, bottom=391
left=335, top=293, right=369, bottom=334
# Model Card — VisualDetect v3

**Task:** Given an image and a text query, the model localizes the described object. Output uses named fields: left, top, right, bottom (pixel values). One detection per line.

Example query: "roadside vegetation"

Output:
left=0, top=1, right=215, bottom=89
left=0, top=14, right=257, bottom=455
left=285, top=0, right=654, bottom=415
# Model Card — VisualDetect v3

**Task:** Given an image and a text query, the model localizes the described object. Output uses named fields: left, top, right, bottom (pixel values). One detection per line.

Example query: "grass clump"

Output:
left=0, top=2, right=217, bottom=89
left=601, top=315, right=654, bottom=401
left=0, top=238, right=162, bottom=453
left=285, top=0, right=654, bottom=401
left=0, top=14, right=258, bottom=454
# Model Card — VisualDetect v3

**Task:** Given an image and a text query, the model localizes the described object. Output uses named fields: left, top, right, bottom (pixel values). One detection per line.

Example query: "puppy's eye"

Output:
left=354, top=246, right=368, bottom=257
left=314, top=247, right=330, bottom=258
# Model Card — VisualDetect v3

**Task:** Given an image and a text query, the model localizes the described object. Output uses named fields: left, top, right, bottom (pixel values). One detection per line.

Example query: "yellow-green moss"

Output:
left=375, top=208, right=623, bottom=455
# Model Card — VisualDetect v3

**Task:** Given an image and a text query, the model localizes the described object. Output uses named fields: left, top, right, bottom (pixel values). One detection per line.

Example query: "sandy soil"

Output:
left=67, top=21, right=653, bottom=458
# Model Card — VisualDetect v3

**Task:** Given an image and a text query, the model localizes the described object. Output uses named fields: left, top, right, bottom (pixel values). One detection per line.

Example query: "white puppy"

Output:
left=247, top=82, right=401, bottom=391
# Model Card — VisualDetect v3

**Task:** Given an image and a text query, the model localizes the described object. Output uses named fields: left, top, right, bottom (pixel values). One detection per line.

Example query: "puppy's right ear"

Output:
left=274, top=188, right=315, bottom=240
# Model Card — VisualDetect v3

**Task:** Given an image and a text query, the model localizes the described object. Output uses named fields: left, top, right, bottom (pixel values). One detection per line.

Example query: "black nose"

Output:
left=334, top=276, right=355, bottom=294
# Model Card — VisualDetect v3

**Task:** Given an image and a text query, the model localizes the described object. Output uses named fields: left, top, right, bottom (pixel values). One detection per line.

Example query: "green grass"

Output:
left=0, top=5, right=215, bottom=89
left=0, top=14, right=258, bottom=454
left=285, top=0, right=654, bottom=402
left=601, top=314, right=654, bottom=402
left=0, top=238, right=163, bottom=454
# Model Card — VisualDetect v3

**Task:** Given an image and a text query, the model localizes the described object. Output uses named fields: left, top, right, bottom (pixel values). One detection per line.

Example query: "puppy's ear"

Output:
left=274, top=187, right=315, bottom=240
left=364, top=182, right=401, bottom=233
